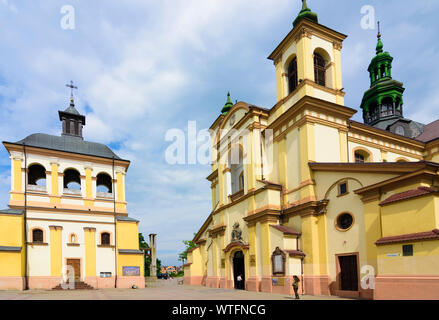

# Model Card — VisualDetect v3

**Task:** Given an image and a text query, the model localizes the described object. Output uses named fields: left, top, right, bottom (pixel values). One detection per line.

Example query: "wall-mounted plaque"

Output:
left=250, top=255, right=256, bottom=266
left=271, top=247, right=286, bottom=276
left=122, top=266, right=140, bottom=276
left=221, top=259, right=225, bottom=268
left=272, top=277, right=285, bottom=287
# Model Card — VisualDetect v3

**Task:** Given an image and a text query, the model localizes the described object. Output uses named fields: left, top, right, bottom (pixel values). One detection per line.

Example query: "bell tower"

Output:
left=360, top=25, right=405, bottom=128
left=268, top=0, right=347, bottom=108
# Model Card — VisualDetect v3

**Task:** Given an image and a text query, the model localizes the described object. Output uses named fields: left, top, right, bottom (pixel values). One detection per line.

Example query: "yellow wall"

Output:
left=116, top=221, right=143, bottom=276
left=116, top=221, right=139, bottom=250
left=377, top=240, right=439, bottom=275
left=84, top=228, right=96, bottom=277
left=117, top=254, right=144, bottom=276
left=50, top=226, right=62, bottom=276
left=381, top=196, right=437, bottom=237
left=0, top=214, right=24, bottom=277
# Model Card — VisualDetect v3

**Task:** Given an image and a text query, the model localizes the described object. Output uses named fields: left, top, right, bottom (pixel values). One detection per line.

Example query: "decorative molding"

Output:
left=333, top=41, right=343, bottom=50
left=223, top=241, right=249, bottom=253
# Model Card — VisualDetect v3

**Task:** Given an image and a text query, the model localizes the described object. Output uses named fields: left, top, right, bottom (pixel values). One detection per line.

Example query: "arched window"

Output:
left=101, top=232, right=110, bottom=245
left=381, top=98, right=394, bottom=117
left=32, top=229, right=44, bottom=243
left=97, top=173, right=112, bottom=194
left=354, top=149, right=371, bottom=163
left=63, top=169, right=81, bottom=191
left=288, top=57, right=298, bottom=94
left=229, top=147, right=244, bottom=194
left=28, top=164, right=46, bottom=187
left=70, top=233, right=78, bottom=243
left=314, top=53, right=326, bottom=86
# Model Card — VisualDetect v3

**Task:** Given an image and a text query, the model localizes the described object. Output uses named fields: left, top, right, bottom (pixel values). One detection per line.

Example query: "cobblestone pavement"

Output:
left=0, top=279, right=350, bottom=300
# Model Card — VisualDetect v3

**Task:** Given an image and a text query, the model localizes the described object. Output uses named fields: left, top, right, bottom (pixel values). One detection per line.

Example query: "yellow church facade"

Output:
left=0, top=97, right=144, bottom=290
left=184, top=3, right=439, bottom=300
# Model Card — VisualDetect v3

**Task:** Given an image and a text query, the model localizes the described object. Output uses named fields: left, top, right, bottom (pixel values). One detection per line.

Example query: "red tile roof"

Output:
left=284, top=250, right=306, bottom=257
left=376, top=229, right=439, bottom=245
left=379, top=187, right=437, bottom=206
left=416, top=120, right=439, bottom=142
left=182, top=263, right=192, bottom=267
left=270, top=225, right=301, bottom=236
left=186, top=246, right=199, bottom=253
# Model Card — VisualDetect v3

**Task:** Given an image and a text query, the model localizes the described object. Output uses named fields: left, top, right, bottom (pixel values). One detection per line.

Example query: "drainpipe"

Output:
left=23, top=142, right=29, bottom=290
left=112, top=156, right=118, bottom=288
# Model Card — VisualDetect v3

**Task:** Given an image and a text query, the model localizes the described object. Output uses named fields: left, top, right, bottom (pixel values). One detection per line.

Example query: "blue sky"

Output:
left=0, top=0, right=438, bottom=266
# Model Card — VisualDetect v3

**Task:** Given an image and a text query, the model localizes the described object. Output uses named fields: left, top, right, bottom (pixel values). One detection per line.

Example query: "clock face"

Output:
left=230, top=115, right=236, bottom=126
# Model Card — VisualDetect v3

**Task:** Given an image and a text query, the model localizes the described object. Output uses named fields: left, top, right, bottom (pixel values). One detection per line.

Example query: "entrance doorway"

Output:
left=66, top=259, right=81, bottom=281
left=338, top=255, right=358, bottom=291
left=233, top=251, right=245, bottom=290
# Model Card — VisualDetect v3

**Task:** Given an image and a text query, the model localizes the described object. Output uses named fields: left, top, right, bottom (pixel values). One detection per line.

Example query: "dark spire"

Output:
left=376, top=21, right=384, bottom=54
left=293, top=0, right=318, bottom=27
left=59, top=81, right=85, bottom=139
left=221, top=92, right=234, bottom=115
left=360, top=24, right=405, bottom=127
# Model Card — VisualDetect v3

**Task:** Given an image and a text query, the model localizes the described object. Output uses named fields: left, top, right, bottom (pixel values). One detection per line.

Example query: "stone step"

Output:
left=52, top=281, right=95, bottom=290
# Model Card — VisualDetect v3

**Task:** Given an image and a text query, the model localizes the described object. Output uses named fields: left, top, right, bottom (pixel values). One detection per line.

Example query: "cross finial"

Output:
left=377, top=21, right=381, bottom=39
left=66, top=80, right=78, bottom=99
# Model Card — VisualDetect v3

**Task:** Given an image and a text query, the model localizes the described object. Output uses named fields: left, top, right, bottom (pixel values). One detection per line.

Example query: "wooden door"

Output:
left=338, top=255, right=358, bottom=291
left=66, top=259, right=81, bottom=281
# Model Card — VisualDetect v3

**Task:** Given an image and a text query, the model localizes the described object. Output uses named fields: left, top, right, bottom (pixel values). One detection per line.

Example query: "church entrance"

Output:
left=232, top=251, right=245, bottom=290
left=338, top=255, right=358, bottom=291
left=66, top=259, right=81, bottom=281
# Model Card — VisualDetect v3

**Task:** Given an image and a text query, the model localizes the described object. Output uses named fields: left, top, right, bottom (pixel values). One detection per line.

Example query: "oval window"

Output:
left=336, top=213, right=354, bottom=231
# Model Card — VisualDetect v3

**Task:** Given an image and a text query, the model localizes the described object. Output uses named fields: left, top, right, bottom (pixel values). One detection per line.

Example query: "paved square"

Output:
left=0, top=279, right=350, bottom=300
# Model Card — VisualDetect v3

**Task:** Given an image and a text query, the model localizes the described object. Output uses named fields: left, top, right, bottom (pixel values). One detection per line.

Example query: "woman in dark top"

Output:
left=292, top=276, right=300, bottom=299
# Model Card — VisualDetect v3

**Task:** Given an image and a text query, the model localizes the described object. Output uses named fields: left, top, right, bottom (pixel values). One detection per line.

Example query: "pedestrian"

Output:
left=292, top=276, right=300, bottom=299
left=237, top=274, right=243, bottom=290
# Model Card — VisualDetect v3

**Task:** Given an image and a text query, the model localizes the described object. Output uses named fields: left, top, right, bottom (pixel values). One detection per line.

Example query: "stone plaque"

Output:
left=221, top=259, right=225, bottom=268
left=271, top=277, right=285, bottom=287
left=250, top=255, right=256, bottom=266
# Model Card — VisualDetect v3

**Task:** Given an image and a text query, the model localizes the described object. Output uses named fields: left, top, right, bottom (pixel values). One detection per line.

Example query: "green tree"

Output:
left=178, top=234, right=197, bottom=264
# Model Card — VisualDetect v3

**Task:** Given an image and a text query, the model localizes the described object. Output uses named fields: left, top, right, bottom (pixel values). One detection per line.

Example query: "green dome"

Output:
left=221, top=92, right=234, bottom=115
left=293, top=0, right=318, bottom=27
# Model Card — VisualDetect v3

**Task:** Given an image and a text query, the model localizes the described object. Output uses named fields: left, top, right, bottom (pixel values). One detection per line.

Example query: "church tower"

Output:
left=360, top=26, right=405, bottom=129
left=268, top=0, right=347, bottom=114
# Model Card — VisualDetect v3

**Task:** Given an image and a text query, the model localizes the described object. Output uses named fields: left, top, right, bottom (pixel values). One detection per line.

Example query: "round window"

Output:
left=336, top=213, right=354, bottom=231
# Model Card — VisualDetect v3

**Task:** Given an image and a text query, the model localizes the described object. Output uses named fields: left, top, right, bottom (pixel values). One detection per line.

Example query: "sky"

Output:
left=0, top=0, right=438, bottom=266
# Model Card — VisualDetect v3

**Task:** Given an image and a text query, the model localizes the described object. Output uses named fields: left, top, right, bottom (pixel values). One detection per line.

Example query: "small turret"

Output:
left=360, top=24, right=405, bottom=128
left=293, top=0, right=318, bottom=27
left=59, top=81, right=86, bottom=139
left=221, top=92, right=234, bottom=115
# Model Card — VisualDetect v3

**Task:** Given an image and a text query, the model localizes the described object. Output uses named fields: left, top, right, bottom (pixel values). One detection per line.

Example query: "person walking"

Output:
left=292, top=276, right=300, bottom=299
left=237, top=274, right=243, bottom=290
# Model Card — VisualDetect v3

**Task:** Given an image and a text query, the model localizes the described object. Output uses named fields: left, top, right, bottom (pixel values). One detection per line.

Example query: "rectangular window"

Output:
left=403, top=244, right=413, bottom=256
left=100, top=272, right=112, bottom=278
left=338, top=182, right=348, bottom=196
